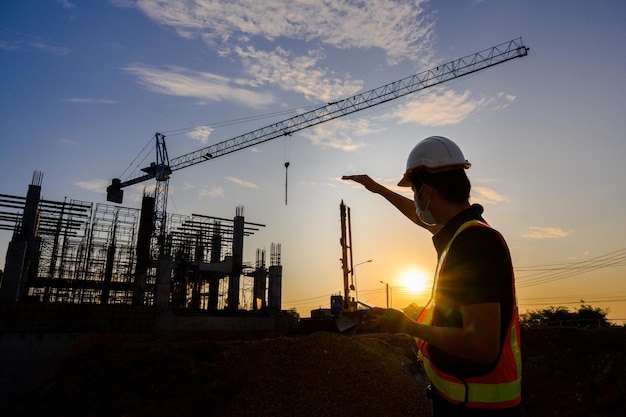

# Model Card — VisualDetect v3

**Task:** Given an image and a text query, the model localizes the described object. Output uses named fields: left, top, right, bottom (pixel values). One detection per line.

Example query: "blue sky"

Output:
left=2, top=0, right=626, bottom=320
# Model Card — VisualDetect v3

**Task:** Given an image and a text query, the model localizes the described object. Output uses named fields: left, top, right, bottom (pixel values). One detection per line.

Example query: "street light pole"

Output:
left=351, top=259, right=372, bottom=304
left=380, top=280, right=390, bottom=308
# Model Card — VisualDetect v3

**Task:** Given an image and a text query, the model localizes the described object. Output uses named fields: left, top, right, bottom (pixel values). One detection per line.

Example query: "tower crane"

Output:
left=107, top=38, right=529, bottom=252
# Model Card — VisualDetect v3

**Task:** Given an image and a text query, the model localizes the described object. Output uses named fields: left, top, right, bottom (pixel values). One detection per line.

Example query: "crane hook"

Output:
left=284, top=162, right=290, bottom=206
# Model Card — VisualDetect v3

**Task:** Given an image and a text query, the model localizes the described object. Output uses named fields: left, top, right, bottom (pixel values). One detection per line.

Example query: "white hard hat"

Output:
left=397, top=136, right=471, bottom=186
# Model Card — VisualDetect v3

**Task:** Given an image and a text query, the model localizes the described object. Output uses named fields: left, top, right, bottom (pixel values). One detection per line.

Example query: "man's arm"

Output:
left=342, top=174, right=440, bottom=234
left=374, top=302, right=502, bottom=365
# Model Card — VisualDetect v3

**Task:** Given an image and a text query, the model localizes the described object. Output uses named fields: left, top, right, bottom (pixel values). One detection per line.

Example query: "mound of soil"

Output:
left=4, top=328, right=626, bottom=416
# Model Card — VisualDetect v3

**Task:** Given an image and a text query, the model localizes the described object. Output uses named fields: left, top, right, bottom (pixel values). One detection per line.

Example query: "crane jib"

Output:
left=168, top=38, right=528, bottom=172
left=107, top=38, right=529, bottom=203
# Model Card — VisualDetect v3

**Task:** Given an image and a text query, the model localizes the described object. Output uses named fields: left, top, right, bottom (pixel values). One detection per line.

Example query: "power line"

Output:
left=159, top=105, right=323, bottom=137
left=515, top=247, right=626, bottom=288
left=284, top=248, right=626, bottom=314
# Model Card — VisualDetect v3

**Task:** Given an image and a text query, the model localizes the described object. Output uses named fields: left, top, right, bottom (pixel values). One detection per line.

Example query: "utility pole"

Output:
left=351, top=259, right=372, bottom=304
left=380, top=280, right=390, bottom=308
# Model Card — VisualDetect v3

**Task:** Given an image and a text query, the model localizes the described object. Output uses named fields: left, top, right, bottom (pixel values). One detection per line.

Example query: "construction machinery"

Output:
left=298, top=200, right=375, bottom=333
left=106, top=38, right=529, bottom=258
left=334, top=200, right=373, bottom=331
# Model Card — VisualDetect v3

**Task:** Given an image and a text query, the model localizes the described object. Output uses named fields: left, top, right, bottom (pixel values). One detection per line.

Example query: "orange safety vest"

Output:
left=417, top=220, right=522, bottom=409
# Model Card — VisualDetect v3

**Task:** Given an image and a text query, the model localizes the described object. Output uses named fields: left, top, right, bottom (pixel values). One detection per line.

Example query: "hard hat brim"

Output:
left=397, top=174, right=412, bottom=187
left=397, top=162, right=471, bottom=187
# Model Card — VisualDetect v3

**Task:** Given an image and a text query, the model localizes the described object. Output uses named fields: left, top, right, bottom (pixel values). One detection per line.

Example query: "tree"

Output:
left=402, top=303, right=428, bottom=321
left=576, top=304, right=612, bottom=328
left=286, top=307, right=300, bottom=329
left=520, top=304, right=613, bottom=328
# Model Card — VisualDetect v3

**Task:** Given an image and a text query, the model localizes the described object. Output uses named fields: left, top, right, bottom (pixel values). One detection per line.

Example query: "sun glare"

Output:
left=400, top=268, right=430, bottom=295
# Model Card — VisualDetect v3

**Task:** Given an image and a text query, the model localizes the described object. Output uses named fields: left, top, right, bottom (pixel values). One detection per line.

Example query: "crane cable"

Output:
left=284, top=135, right=291, bottom=205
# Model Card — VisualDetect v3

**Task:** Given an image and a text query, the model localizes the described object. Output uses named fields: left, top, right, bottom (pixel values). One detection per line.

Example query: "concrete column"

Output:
left=133, top=195, right=154, bottom=306
left=268, top=265, right=282, bottom=312
left=0, top=241, right=27, bottom=302
left=253, top=267, right=267, bottom=311
left=227, top=210, right=245, bottom=311
left=207, top=229, right=222, bottom=311
left=155, top=255, right=173, bottom=310
left=1, top=176, right=43, bottom=302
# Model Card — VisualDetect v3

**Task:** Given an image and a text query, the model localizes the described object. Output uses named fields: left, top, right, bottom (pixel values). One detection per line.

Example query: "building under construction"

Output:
left=0, top=172, right=288, bottom=406
left=0, top=171, right=285, bottom=333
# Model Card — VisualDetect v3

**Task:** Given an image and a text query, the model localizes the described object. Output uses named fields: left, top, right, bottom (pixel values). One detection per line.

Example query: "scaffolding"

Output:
left=0, top=175, right=279, bottom=313
left=166, top=211, right=266, bottom=311
left=32, top=198, right=93, bottom=303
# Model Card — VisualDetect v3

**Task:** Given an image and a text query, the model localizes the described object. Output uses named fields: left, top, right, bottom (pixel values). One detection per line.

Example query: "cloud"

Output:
left=0, top=41, right=20, bottom=52
left=122, top=63, right=276, bottom=108
left=490, top=92, right=517, bottom=111
left=119, top=1, right=438, bottom=112
left=391, top=88, right=487, bottom=127
left=0, top=29, right=70, bottom=55
left=390, top=88, right=517, bottom=127
left=58, top=0, right=76, bottom=9
left=59, top=138, right=77, bottom=145
left=199, top=186, right=224, bottom=198
left=226, top=176, right=258, bottom=189
left=187, top=126, right=214, bottom=144
left=234, top=46, right=363, bottom=103
left=114, top=1, right=447, bottom=143
left=109, top=0, right=134, bottom=8
left=300, top=118, right=382, bottom=151
left=74, top=179, right=109, bottom=193
left=132, top=0, right=434, bottom=65
left=180, top=182, right=196, bottom=191
left=522, top=226, right=573, bottom=239
left=64, top=97, right=118, bottom=104
left=471, top=185, right=508, bottom=206
left=30, top=41, right=70, bottom=56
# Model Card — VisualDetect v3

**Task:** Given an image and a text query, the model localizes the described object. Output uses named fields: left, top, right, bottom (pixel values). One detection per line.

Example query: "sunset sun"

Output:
left=400, top=268, right=430, bottom=295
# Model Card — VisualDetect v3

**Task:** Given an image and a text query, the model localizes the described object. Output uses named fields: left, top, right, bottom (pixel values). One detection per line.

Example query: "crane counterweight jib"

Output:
left=106, top=173, right=155, bottom=203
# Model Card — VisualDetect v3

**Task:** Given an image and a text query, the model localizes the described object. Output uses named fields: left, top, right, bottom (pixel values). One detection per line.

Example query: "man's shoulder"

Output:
left=457, top=222, right=502, bottom=242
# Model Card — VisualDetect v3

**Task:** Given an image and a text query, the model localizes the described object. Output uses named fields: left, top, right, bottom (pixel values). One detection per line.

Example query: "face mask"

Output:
left=414, top=185, right=437, bottom=226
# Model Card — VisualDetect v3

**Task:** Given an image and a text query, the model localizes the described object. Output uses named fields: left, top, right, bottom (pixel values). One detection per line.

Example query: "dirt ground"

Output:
left=4, top=327, right=626, bottom=417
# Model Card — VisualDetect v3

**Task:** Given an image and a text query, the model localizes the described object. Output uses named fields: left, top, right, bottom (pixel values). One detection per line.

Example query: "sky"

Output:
left=1, top=0, right=626, bottom=321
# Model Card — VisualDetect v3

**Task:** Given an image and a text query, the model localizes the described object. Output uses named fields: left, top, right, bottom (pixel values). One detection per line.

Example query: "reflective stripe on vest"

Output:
left=418, top=220, right=522, bottom=409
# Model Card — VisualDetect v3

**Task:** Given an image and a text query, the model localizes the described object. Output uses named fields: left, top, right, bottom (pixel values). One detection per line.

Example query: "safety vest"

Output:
left=417, top=220, right=522, bottom=409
